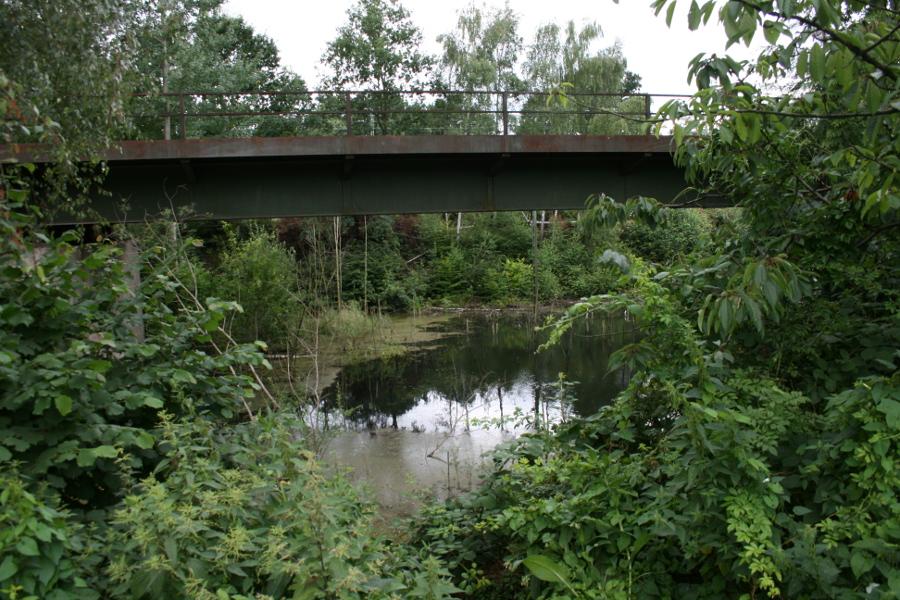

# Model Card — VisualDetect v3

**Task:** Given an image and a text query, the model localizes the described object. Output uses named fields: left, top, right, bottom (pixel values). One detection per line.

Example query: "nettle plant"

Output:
left=100, top=411, right=462, bottom=600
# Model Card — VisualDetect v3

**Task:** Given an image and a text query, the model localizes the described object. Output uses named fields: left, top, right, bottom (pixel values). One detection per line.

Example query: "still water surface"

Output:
left=318, top=310, right=636, bottom=517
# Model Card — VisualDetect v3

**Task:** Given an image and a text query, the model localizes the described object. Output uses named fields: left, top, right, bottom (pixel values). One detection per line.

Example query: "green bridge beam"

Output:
left=8, top=134, right=700, bottom=224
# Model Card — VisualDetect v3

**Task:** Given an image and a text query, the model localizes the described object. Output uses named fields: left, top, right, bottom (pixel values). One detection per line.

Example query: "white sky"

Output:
left=222, top=0, right=758, bottom=97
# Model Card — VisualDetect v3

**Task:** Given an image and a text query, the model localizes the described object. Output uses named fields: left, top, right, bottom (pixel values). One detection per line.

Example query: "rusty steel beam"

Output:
left=3, top=135, right=700, bottom=224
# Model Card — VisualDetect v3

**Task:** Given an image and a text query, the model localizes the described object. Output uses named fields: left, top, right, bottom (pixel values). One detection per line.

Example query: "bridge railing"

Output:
left=124, top=90, right=688, bottom=141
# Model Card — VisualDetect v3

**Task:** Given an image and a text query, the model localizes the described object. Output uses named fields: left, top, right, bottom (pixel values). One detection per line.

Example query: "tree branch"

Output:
left=857, top=221, right=900, bottom=247
left=729, top=106, right=900, bottom=119
left=862, top=18, right=900, bottom=54
left=732, top=0, right=899, bottom=81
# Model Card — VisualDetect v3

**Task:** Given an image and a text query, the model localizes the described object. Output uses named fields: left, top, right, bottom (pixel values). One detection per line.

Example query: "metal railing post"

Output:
left=179, top=93, right=186, bottom=140
left=345, top=92, right=353, bottom=135
left=129, top=89, right=679, bottom=141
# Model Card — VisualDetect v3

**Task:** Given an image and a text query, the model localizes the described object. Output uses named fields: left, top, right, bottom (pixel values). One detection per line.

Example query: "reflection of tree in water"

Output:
left=321, top=353, right=427, bottom=428
left=321, top=312, right=638, bottom=429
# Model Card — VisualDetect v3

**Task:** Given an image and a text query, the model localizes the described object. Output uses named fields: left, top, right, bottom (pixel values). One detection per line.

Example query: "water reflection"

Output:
left=321, top=311, right=637, bottom=433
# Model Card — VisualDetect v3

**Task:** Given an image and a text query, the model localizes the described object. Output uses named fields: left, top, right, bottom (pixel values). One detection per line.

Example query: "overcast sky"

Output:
left=222, top=0, right=757, bottom=97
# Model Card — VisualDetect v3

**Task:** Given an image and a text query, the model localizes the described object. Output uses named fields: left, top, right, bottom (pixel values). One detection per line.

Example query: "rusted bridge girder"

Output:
left=30, top=134, right=695, bottom=224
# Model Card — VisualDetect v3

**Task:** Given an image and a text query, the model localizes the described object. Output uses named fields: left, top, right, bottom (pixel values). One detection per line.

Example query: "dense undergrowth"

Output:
left=410, top=273, right=900, bottom=599
left=157, top=207, right=730, bottom=355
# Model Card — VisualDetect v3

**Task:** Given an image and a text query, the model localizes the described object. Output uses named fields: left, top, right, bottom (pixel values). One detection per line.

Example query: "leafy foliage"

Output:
left=102, top=411, right=461, bottom=600
left=617, top=208, right=712, bottom=265
left=203, top=226, right=301, bottom=349
left=323, top=0, right=432, bottom=92
left=0, top=0, right=133, bottom=217
left=0, top=205, right=266, bottom=508
left=409, top=0, right=900, bottom=598
left=126, top=0, right=308, bottom=140
left=0, top=470, right=91, bottom=600
left=519, top=22, right=644, bottom=135
left=321, top=0, right=434, bottom=135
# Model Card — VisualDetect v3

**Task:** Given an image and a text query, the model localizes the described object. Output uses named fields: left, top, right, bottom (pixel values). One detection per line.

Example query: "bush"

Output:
left=0, top=206, right=266, bottom=508
left=204, top=227, right=301, bottom=350
left=415, top=371, right=900, bottom=600
left=103, top=412, right=462, bottom=600
left=0, top=470, right=93, bottom=600
left=428, top=246, right=472, bottom=303
left=538, top=220, right=623, bottom=299
left=502, top=258, right=533, bottom=300
left=618, top=208, right=712, bottom=264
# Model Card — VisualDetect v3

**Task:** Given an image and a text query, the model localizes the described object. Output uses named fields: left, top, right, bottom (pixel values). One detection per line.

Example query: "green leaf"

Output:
left=890, top=570, right=900, bottom=596
left=796, top=49, right=808, bottom=78
left=851, top=550, right=875, bottom=578
left=55, top=395, right=73, bottom=416
left=0, top=555, right=17, bottom=582
left=866, top=80, right=884, bottom=113
left=522, top=555, right=572, bottom=586
left=689, top=1, right=702, bottom=30
left=718, top=297, right=734, bottom=333
left=674, top=123, right=684, bottom=146
left=738, top=290, right=763, bottom=332
left=136, top=432, right=155, bottom=450
left=734, top=114, right=748, bottom=141
left=76, top=449, right=98, bottom=467
left=164, top=538, right=179, bottom=563
left=666, top=0, right=677, bottom=27
left=87, top=359, right=111, bottom=373
left=94, top=445, right=118, bottom=459
left=810, top=43, right=826, bottom=83
left=16, top=537, right=39, bottom=557
left=200, top=318, right=220, bottom=332
left=633, top=533, right=653, bottom=556
left=877, top=398, right=900, bottom=428
left=138, top=345, right=159, bottom=357
left=762, top=280, right=779, bottom=309
left=763, top=19, right=780, bottom=44
left=172, top=369, right=197, bottom=385
left=718, top=123, right=734, bottom=144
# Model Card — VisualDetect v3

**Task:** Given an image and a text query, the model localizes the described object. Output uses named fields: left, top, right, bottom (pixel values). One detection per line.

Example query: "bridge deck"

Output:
left=6, top=134, right=692, bottom=223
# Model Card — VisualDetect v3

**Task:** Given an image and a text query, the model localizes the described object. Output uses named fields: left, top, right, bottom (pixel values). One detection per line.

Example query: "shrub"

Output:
left=103, top=412, right=462, bottom=600
left=0, top=469, right=93, bottom=600
left=618, top=208, right=712, bottom=264
left=0, top=205, right=265, bottom=509
left=204, top=227, right=301, bottom=350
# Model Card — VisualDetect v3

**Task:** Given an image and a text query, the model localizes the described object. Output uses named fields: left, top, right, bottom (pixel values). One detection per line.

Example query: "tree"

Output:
left=323, top=0, right=432, bottom=92
left=436, top=2, right=525, bottom=133
left=128, top=0, right=307, bottom=140
left=0, top=0, right=135, bottom=217
left=646, top=0, right=900, bottom=397
left=320, top=0, right=433, bottom=135
left=519, top=21, right=645, bottom=134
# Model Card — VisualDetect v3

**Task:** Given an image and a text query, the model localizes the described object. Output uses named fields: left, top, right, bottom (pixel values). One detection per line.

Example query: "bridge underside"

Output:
left=28, top=135, right=699, bottom=224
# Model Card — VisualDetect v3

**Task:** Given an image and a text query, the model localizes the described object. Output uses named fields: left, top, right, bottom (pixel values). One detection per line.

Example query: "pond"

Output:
left=314, top=310, right=638, bottom=519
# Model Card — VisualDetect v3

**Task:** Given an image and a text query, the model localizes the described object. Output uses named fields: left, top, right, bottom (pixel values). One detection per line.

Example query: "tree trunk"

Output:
left=532, top=210, right=539, bottom=319
left=363, top=216, right=368, bottom=313
left=334, top=216, right=342, bottom=311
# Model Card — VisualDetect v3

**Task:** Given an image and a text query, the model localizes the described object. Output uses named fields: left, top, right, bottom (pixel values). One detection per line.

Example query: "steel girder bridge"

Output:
left=3, top=90, right=700, bottom=224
